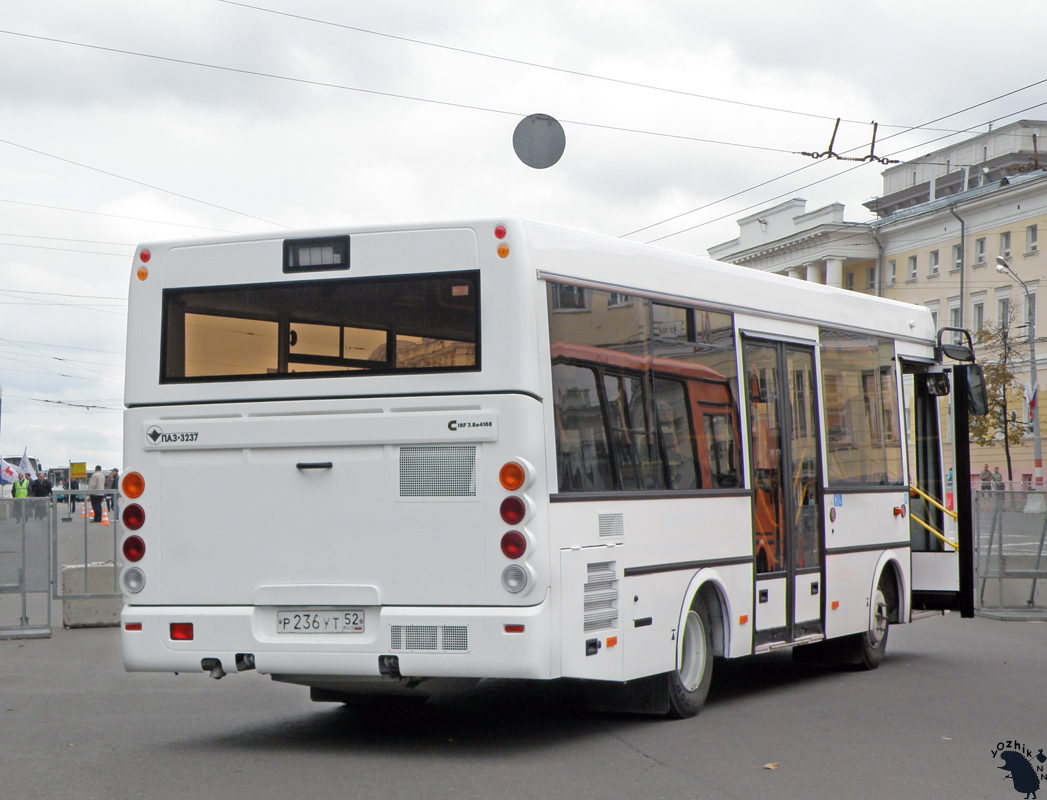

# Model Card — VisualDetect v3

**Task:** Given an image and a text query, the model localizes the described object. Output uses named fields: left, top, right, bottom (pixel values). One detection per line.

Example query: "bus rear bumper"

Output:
left=121, top=594, right=554, bottom=681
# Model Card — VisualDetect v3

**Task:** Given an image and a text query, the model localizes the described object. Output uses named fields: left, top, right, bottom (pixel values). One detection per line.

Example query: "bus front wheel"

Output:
left=666, top=599, right=714, bottom=718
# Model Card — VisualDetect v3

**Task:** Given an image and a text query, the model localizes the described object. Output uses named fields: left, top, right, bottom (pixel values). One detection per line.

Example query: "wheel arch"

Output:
left=871, top=550, right=907, bottom=626
left=677, top=569, right=731, bottom=662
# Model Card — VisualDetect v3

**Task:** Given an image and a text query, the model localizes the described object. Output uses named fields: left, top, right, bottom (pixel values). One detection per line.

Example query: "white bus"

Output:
left=119, top=218, right=981, bottom=717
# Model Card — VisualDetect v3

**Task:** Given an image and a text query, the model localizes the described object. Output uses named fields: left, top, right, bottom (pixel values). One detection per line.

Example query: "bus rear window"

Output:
left=161, top=271, right=479, bottom=382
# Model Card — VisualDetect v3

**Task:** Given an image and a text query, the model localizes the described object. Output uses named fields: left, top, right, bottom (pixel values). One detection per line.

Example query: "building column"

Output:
left=824, top=258, right=844, bottom=289
left=788, top=267, right=804, bottom=280
left=806, top=262, right=824, bottom=284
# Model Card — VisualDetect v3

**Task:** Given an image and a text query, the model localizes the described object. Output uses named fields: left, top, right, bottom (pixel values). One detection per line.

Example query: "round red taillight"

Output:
left=501, top=531, right=526, bottom=559
left=123, top=504, right=146, bottom=531
left=122, top=472, right=145, bottom=499
left=499, top=461, right=526, bottom=491
left=500, top=496, right=526, bottom=525
left=123, top=535, right=146, bottom=562
left=140, top=249, right=151, bottom=263
left=495, top=224, right=507, bottom=240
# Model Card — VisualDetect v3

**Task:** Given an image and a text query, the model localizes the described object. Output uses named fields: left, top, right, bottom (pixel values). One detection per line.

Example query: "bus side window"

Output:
left=552, top=363, right=615, bottom=492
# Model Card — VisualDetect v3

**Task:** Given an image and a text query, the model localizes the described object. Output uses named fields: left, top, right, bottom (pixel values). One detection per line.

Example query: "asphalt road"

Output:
left=3, top=612, right=1046, bottom=800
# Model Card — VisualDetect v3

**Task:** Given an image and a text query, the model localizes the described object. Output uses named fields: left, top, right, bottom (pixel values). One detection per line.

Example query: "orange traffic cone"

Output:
left=101, top=506, right=110, bottom=526
left=80, top=503, right=86, bottom=518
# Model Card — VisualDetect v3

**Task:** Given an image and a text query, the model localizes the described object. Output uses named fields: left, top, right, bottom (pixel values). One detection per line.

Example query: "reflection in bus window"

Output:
left=548, top=283, right=741, bottom=494
left=820, top=329, right=903, bottom=486
left=552, top=363, right=615, bottom=492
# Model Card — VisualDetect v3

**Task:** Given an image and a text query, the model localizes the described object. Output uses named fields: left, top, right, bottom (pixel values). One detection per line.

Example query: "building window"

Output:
left=908, top=256, right=918, bottom=281
left=1028, top=224, right=1039, bottom=254
left=952, top=244, right=963, bottom=271
left=975, top=238, right=986, bottom=265
left=949, top=302, right=961, bottom=342
left=867, top=266, right=876, bottom=290
left=887, top=260, right=896, bottom=285
left=846, top=271, right=855, bottom=291
left=929, top=250, right=940, bottom=276
left=973, top=300, right=985, bottom=332
left=999, top=297, right=1010, bottom=326
left=1001, top=231, right=1011, bottom=259
left=1027, top=293, right=1037, bottom=329
left=607, top=292, right=632, bottom=308
left=551, top=284, right=589, bottom=311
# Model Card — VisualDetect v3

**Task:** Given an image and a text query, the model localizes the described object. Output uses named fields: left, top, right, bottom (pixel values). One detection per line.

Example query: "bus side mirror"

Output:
left=966, top=364, right=989, bottom=416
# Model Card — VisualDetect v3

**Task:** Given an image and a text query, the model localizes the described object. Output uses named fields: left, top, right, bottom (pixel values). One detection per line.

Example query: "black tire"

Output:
left=666, top=598, right=714, bottom=718
left=852, top=585, right=890, bottom=670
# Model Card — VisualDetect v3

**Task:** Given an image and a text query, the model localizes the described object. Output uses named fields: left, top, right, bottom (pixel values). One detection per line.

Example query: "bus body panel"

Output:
left=123, top=393, right=548, bottom=610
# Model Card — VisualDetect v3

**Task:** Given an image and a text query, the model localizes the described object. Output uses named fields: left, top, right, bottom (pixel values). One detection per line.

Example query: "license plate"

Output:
left=276, top=609, right=365, bottom=634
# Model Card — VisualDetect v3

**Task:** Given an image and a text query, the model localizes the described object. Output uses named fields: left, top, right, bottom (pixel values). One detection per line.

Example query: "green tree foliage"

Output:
left=968, top=312, right=1027, bottom=459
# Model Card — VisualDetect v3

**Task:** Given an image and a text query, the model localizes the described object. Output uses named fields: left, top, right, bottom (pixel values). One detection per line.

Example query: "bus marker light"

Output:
left=499, top=461, right=526, bottom=491
left=124, top=622, right=143, bottom=631
left=504, top=624, right=524, bottom=633
left=893, top=505, right=906, bottom=518
left=739, top=614, right=749, bottom=625
left=137, top=266, right=149, bottom=281
left=123, top=504, right=146, bottom=531
left=606, top=636, right=618, bottom=647
left=122, top=472, right=145, bottom=499
left=831, top=600, right=840, bottom=610
left=497, top=243, right=510, bottom=258
left=123, top=535, right=146, bottom=562
left=499, top=496, right=526, bottom=525
left=139, top=249, right=151, bottom=263
left=495, top=224, right=507, bottom=239
left=170, top=623, right=194, bottom=641
left=501, top=565, right=527, bottom=593
left=500, top=531, right=526, bottom=559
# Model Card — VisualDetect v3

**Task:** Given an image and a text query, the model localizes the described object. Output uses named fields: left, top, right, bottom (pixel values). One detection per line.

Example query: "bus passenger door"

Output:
left=744, top=338, right=825, bottom=647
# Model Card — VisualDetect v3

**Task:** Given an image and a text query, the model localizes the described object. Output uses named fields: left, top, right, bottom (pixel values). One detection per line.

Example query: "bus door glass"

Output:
left=743, top=338, right=824, bottom=644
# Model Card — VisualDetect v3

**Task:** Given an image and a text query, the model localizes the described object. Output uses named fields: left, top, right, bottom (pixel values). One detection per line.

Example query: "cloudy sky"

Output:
left=2, top=0, right=1047, bottom=474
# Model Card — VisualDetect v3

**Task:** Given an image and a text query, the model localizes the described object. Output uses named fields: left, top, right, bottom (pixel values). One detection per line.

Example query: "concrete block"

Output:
left=62, top=563, right=122, bottom=628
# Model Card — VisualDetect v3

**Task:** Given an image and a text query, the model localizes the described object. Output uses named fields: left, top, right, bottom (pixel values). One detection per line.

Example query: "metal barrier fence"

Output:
left=0, top=498, right=52, bottom=639
left=974, top=489, right=1047, bottom=618
left=0, top=491, right=123, bottom=638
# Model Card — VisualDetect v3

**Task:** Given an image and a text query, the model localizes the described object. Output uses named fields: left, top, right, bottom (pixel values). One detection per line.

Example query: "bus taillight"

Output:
left=123, top=504, right=146, bottom=531
left=499, top=497, right=526, bottom=525
left=122, top=472, right=145, bottom=499
left=500, top=531, right=526, bottom=559
left=123, top=535, right=146, bottom=562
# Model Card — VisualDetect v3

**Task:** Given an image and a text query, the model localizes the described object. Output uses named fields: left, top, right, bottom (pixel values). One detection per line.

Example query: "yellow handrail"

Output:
left=909, top=482, right=958, bottom=521
left=909, top=513, right=959, bottom=550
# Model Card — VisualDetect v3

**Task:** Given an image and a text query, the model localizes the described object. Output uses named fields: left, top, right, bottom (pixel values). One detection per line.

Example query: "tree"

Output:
left=968, top=308, right=1028, bottom=480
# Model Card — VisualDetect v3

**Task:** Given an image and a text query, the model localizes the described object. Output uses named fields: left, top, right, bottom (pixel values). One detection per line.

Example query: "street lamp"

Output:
left=996, top=255, right=1043, bottom=497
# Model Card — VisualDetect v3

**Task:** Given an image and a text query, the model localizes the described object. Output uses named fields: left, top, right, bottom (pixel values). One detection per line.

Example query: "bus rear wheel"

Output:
left=666, top=599, right=714, bottom=718
left=852, top=586, right=890, bottom=670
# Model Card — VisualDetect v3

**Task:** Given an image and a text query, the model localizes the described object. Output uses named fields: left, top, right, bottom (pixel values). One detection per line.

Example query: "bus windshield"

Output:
left=160, top=270, right=479, bottom=382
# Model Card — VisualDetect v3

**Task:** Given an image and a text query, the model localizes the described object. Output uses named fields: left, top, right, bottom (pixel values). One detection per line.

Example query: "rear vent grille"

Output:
left=583, top=561, right=619, bottom=632
left=389, top=625, right=470, bottom=652
left=598, top=512, right=624, bottom=540
left=399, top=446, right=477, bottom=498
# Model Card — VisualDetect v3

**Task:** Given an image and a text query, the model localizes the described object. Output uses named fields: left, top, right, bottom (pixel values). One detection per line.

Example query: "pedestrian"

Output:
left=13, top=471, right=30, bottom=522
left=87, top=464, right=106, bottom=523
left=945, top=467, right=953, bottom=485
left=980, top=464, right=992, bottom=491
left=30, top=470, right=52, bottom=520
left=104, top=468, right=116, bottom=512
left=992, top=466, right=1004, bottom=491
left=109, top=468, right=120, bottom=521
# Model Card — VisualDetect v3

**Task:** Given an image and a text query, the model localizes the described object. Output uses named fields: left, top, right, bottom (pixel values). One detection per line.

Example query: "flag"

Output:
left=19, top=447, right=36, bottom=480
left=0, top=458, right=16, bottom=484
left=1029, top=382, right=1038, bottom=421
